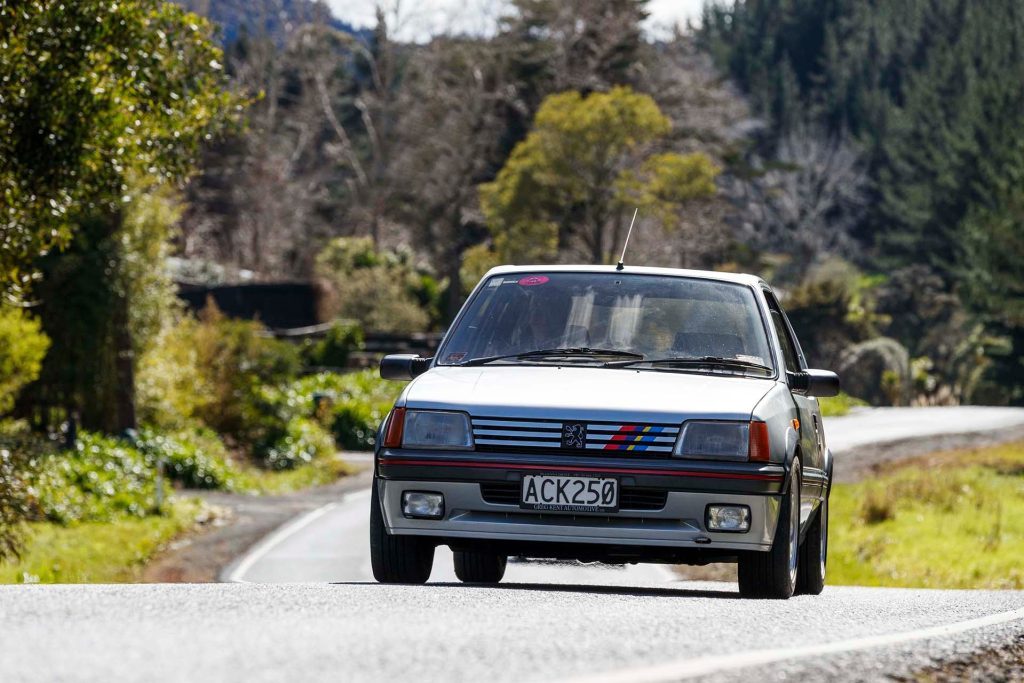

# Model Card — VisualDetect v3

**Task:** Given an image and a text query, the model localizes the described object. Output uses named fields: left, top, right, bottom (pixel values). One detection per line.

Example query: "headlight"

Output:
left=674, top=421, right=749, bottom=460
left=402, top=410, right=474, bottom=449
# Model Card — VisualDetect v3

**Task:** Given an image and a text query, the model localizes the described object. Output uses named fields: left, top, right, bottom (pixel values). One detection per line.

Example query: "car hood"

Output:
left=402, top=365, right=776, bottom=423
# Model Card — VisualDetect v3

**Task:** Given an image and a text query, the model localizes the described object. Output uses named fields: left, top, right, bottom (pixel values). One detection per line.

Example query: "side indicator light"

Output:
left=749, top=421, right=770, bottom=462
left=383, top=407, right=406, bottom=448
left=791, top=418, right=800, bottom=430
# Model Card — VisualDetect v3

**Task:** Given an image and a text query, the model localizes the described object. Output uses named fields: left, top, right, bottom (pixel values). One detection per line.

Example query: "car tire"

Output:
left=796, top=491, right=828, bottom=595
left=369, top=478, right=434, bottom=584
left=738, top=459, right=800, bottom=599
left=453, top=550, right=507, bottom=584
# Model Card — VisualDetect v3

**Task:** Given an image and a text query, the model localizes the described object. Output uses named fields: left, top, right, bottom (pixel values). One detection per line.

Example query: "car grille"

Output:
left=479, top=482, right=668, bottom=511
left=471, top=416, right=679, bottom=457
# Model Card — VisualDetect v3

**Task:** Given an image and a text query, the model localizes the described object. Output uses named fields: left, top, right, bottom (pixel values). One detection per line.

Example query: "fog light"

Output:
left=706, top=504, right=751, bottom=532
left=402, top=491, right=445, bottom=519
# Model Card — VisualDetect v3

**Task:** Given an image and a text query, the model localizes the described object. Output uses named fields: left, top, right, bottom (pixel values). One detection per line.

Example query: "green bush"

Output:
left=302, top=321, right=364, bottom=368
left=0, top=307, right=50, bottom=414
left=281, top=370, right=402, bottom=451
left=315, top=237, right=436, bottom=333
left=261, top=417, right=336, bottom=471
left=190, top=303, right=302, bottom=451
left=134, top=427, right=238, bottom=490
left=34, top=432, right=156, bottom=524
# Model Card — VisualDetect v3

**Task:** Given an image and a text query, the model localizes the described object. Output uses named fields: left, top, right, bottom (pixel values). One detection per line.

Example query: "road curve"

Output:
left=2, top=582, right=1024, bottom=682
left=225, top=405, right=1024, bottom=585
left=5, top=407, right=1024, bottom=682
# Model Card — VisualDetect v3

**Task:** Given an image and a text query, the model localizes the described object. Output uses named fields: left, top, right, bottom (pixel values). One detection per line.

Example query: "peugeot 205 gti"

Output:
left=370, top=265, right=840, bottom=599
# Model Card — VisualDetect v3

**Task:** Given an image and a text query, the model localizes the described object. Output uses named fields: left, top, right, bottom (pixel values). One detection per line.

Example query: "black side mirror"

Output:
left=788, top=369, right=841, bottom=398
left=380, top=354, right=432, bottom=381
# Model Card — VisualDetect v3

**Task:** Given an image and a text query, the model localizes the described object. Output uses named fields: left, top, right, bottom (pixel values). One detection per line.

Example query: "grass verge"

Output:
left=0, top=498, right=208, bottom=584
left=830, top=441, right=1024, bottom=589
left=233, top=455, right=356, bottom=494
left=818, top=391, right=868, bottom=417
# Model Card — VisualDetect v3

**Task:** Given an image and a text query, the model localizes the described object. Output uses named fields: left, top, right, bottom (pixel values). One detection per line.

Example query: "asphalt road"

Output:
left=5, top=406, right=1024, bottom=682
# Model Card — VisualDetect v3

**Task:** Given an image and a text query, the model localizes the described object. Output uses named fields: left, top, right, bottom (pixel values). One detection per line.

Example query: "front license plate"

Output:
left=520, top=474, right=618, bottom=512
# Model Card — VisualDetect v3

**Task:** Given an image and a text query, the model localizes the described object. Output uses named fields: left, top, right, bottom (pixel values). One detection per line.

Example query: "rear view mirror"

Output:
left=788, top=369, right=841, bottom=398
left=379, top=354, right=432, bottom=381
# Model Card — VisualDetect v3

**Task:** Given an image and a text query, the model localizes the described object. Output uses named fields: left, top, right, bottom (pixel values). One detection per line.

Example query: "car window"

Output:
left=438, top=272, right=775, bottom=372
left=764, top=291, right=802, bottom=373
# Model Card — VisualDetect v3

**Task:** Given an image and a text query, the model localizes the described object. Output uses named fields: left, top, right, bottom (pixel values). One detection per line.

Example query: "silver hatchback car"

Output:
left=371, top=266, right=839, bottom=599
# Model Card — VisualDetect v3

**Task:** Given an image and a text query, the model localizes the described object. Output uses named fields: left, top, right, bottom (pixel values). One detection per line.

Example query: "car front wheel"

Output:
left=738, top=459, right=800, bottom=599
left=369, top=478, right=435, bottom=584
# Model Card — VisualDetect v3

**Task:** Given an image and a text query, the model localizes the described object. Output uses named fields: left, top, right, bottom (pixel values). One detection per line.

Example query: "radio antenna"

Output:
left=616, top=207, right=639, bottom=271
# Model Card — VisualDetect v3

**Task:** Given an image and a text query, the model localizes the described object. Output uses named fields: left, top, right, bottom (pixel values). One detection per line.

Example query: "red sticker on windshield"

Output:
left=518, top=275, right=549, bottom=286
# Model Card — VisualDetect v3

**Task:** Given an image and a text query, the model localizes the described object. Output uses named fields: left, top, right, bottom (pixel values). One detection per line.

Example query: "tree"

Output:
left=2, top=1, right=239, bottom=432
left=960, top=186, right=1024, bottom=404
left=480, top=87, right=719, bottom=264
left=389, top=36, right=512, bottom=318
left=0, top=0, right=238, bottom=296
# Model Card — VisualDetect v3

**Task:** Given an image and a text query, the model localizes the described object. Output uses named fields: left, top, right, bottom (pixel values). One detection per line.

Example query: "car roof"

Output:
left=484, top=264, right=768, bottom=289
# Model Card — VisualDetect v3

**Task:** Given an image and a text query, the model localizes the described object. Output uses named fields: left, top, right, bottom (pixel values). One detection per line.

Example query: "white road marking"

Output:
left=567, top=604, right=1024, bottom=682
left=225, top=491, right=369, bottom=583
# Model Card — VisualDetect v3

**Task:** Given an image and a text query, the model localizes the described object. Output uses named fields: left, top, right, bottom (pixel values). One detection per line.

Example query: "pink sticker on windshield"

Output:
left=518, top=275, right=549, bottom=286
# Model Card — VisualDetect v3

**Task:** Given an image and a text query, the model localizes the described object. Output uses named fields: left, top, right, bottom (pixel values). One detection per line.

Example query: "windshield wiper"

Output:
left=606, top=355, right=772, bottom=374
left=459, top=347, right=645, bottom=367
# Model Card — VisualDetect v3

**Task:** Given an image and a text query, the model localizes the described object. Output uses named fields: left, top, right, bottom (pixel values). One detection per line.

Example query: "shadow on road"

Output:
left=330, top=581, right=740, bottom=600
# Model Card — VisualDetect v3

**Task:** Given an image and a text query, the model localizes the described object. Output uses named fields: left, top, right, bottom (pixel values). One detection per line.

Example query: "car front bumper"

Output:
left=377, top=450, right=786, bottom=553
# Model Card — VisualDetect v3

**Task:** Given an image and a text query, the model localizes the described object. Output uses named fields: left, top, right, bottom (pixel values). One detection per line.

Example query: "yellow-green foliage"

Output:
left=480, top=86, right=719, bottom=263
left=829, top=442, right=1024, bottom=589
left=0, top=498, right=204, bottom=584
left=460, top=243, right=503, bottom=295
left=818, top=391, right=868, bottom=417
left=136, top=316, right=210, bottom=430
left=316, top=237, right=434, bottom=334
left=0, top=307, right=50, bottom=414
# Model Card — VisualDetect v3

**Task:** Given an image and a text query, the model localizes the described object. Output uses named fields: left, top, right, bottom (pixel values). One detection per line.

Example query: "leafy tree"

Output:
left=0, top=0, right=238, bottom=295
left=480, top=87, right=718, bottom=264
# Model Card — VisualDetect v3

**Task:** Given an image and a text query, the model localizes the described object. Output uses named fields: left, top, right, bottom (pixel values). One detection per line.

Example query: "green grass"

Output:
left=233, top=455, right=355, bottom=494
left=818, top=391, right=868, bottom=417
left=829, top=441, right=1024, bottom=589
left=0, top=498, right=206, bottom=584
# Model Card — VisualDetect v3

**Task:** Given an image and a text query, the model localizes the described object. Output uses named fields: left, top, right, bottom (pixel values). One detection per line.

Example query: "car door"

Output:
left=763, top=289, right=825, bottom=519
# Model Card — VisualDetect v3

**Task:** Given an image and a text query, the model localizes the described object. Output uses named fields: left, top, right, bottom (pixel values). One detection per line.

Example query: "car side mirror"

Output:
left=379, top=354, right=432, bottom=381
left=788, top=369, right=841, bottom=398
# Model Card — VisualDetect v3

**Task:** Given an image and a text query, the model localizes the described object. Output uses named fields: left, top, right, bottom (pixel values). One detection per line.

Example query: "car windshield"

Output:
left=437, top=272, right=775, bottom=376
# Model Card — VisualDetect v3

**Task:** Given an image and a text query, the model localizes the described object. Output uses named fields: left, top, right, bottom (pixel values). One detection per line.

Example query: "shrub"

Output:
left=136, top=316, right=210, bottom=429
left=0, top=307, right=50, bottom=414
left=282, top=370, right=402, bottom=450
left=33, top=432, right=156, bottom=524
left=301, top=321, right=364, bottom=369
left=134, top=427, right=238, bottom=490
left=261, top=417, right=336, bottom=471
left=316, top=237, right=434, bottom=334
left=190, top=302, right=302, bottom=450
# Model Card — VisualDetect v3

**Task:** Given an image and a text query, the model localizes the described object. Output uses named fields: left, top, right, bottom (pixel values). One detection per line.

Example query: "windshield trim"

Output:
left=434, top=271, right=779, bottom=381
